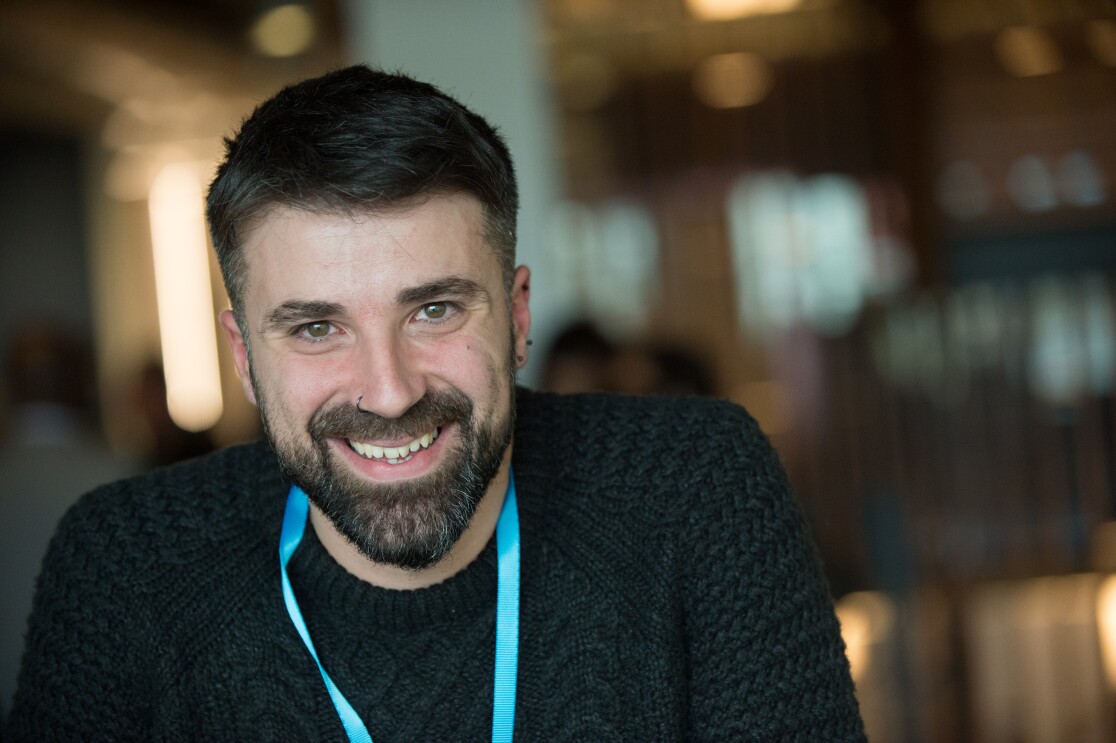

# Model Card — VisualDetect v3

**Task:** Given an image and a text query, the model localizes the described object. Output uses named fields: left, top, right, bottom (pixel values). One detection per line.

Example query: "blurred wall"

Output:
left=0, top=129, right=93, bottom=399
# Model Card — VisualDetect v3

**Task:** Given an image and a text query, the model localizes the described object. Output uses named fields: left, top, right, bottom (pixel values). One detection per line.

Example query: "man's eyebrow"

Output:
left=261, top=300, right=345, bottom=332
left=395, top=278, right=490, bottom=306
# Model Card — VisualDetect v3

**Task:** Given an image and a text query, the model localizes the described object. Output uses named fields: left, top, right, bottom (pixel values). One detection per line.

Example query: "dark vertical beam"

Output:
left=872, top=0, right=941, bottom=287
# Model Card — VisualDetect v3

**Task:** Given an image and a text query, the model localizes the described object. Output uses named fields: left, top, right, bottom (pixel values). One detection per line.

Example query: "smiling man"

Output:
left=228, top=195, right=527, bottom=587
left=8, top=66, right=865, bottom=742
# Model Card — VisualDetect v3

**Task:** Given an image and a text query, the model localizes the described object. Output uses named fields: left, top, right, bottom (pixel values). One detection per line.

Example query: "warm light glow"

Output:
left=693, top=52, right=773, bottom=109
left=1086, top=20, right=1116, bottom=67
left=685, top=0, right=800, bottom=21
left=148, top=163, right=223, bottom=432
left=836, top=591, right=897, bottom=683
left=1097, top=575, right=1116, bottom=690
left=995, top=26, right=1063, bottom=77
left=250, top=4, right=316, bottom=58
left=561, top=0, right=618, bottom=23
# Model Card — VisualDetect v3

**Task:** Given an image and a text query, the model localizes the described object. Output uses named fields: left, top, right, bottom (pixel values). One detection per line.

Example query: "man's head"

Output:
left=207, top=67, right=531, bottom=572
left=207, top=65, right=520, bottom=332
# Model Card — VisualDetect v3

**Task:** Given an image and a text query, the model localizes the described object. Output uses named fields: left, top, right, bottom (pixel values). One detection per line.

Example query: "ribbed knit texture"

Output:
left=6, top=389, right=865, bottom=741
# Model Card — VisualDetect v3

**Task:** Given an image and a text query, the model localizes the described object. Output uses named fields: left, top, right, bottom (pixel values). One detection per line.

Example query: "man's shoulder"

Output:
left=53, top=440, right=284, bottom=566
left=516, top=386, right=763, bottom=453
left=513, top=387, right=776, bottom=518
left=510, top=390, right=795, bottom=593
left=76, top=438, right=278, bottom=510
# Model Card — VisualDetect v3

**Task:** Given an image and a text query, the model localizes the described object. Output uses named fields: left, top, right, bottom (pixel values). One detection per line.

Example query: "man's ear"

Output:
left=511, top=265, right=532, bottom=368
left=219, top=309, right=257, bottom=406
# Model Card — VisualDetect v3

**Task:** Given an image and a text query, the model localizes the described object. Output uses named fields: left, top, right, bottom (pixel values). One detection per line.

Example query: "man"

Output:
left=7, top=66, right=864, bottom=741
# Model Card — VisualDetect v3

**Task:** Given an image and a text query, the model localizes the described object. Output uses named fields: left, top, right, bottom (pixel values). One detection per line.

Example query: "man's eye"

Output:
left=303, top=322, right=332, bottom=338
left=420, top=303, right=448, bottom=320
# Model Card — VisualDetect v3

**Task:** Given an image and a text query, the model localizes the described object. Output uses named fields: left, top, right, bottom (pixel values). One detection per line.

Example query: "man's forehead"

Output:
left=246, top=190, right=484, bottom=235
left=237, top=195, right=499, bottom=307
left=242, top=195, right=489, bottom=255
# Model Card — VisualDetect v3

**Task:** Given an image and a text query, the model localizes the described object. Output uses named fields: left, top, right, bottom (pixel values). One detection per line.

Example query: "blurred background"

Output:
left=2, top=0, right=1116, bottom=739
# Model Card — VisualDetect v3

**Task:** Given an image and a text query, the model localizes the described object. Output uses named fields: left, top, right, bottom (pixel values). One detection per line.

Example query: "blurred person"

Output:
left=0, top=322, right=136, bottom=719
left=648, top=344, right=717, bottom=396
left=8, top=66, right=864, bottom=741
left=609, top=342, right=718, bottom=397
left=538, top=319, right=616, bottom=393
left=134, top=360, right=217, bottom=468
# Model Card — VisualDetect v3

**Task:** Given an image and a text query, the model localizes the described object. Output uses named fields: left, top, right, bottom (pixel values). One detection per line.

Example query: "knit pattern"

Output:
left=6, top=389, right=865, bottom=741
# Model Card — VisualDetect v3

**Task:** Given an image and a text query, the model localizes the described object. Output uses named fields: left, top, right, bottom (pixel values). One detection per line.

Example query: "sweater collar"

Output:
left=288, top=521, right=498, bottom=632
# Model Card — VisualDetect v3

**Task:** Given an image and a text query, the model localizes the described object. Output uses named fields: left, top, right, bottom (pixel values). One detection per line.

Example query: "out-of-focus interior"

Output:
left=2, top=0, right=1116, bottom=739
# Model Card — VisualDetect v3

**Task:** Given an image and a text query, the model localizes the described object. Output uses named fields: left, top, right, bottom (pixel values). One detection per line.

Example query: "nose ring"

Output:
left=356, top=395, right=367, bottom=413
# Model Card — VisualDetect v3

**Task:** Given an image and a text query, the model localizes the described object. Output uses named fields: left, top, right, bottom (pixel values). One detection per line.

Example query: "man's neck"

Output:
left=309, top=449, right=512, bottom=590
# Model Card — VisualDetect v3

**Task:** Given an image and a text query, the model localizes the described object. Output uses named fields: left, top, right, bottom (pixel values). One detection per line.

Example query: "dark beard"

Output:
left=261, top=384, right=514, bottom=570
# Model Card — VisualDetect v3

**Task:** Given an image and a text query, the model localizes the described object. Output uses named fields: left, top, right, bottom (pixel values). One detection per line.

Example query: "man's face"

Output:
left=220, top=193, right=531, bottom=570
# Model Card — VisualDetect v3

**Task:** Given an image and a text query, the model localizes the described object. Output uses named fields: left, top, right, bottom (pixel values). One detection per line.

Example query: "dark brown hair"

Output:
left=206, top=65, right=518, bottom=328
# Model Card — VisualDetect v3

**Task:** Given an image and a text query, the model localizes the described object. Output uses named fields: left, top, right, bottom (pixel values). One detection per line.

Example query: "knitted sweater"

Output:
left=7, top=389, right=864, bottom=741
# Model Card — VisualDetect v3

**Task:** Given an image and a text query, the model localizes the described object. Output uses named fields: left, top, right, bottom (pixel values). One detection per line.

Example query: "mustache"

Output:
left=309, top=388, right=472, bottom=442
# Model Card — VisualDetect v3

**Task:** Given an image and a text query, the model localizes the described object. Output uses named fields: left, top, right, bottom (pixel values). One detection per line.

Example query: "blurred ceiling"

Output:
left=3, top=0, right=1114, bottom=216
left=0, top=0, right=344, bottom=139
left=5, top=0, right=1113, bottom=139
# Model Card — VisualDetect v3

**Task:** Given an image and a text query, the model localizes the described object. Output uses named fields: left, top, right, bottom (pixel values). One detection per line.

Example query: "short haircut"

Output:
left=206, top=65, right=519, bottom=329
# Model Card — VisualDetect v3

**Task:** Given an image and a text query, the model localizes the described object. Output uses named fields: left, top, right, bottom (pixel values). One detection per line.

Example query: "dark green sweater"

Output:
left=7, top=389, right=864, bottom=741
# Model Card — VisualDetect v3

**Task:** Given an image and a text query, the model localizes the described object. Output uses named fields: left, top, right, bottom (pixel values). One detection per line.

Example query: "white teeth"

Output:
left=348, top=429, right=437, bottom=461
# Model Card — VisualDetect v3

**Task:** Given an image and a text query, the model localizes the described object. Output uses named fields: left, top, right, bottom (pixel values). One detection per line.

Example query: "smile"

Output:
left=346, top=428, right=439, bottom=464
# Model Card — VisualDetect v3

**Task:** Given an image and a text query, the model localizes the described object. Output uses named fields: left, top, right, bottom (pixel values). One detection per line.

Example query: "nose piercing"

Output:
left=356, top=395, right=367, bottom=412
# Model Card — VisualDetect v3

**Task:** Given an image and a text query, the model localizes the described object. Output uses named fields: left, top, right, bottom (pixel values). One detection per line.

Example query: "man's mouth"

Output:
left=345, top=428, right=440, bottom=464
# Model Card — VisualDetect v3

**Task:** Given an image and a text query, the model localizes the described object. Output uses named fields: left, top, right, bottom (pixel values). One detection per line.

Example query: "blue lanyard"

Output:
left=279, top=474, right=521, bottom=743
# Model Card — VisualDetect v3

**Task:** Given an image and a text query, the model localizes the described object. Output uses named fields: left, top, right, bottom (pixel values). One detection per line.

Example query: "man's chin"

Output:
left=369, top=535, right=460, bottom=571
left=323, top=483, right=470, bottom=570
left=353, top=536, right=450, bottom=571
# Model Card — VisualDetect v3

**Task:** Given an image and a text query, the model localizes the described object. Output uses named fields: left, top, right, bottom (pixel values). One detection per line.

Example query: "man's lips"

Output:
left=344, top=427, right=441, bottom=464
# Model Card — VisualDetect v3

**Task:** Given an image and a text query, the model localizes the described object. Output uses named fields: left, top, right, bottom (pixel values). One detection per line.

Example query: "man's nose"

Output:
left=353, top=335, right=425, bottom=419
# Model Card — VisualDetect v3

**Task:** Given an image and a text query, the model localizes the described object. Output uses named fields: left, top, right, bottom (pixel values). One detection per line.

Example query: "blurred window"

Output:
left=550, top=199, right=660, bottom=335
left=727, top=171, right=891, bottom=338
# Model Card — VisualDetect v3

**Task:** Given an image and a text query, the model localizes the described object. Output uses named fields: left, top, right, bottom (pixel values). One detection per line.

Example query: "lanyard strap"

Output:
left=279, top=474, right=521, bottom=743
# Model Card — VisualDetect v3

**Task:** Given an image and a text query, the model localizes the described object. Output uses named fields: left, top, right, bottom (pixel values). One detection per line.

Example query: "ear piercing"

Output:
left=517, top=338, right=533, bottom=364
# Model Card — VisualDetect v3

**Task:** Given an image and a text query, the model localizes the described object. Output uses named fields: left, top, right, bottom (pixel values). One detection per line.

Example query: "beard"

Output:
left=255, top=366, right=516, bottom=571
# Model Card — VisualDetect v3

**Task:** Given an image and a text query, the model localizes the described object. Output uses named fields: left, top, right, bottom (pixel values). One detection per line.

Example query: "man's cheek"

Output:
left=278, top=355, right=347, bottom=404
